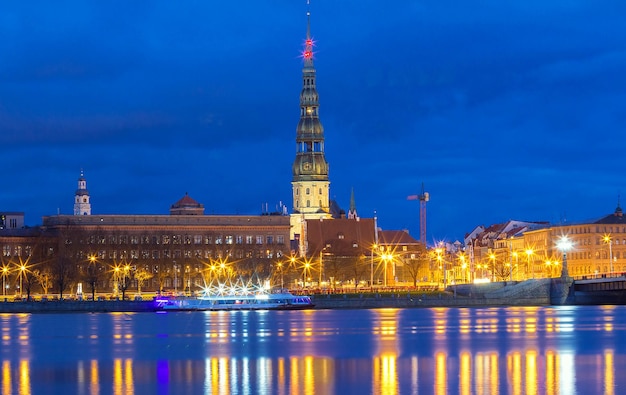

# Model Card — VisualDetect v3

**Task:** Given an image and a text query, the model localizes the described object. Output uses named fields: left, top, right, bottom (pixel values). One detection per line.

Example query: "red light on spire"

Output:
left=303, top=50, right=313, bottom=59
left=306, top=38, right=313, bottom=46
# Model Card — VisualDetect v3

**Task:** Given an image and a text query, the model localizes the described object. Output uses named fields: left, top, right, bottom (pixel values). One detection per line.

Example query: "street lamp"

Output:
left=381, top=250, right=393, bottom=287
left=303, top=262, right=311, bottom=288
left=556, top=236, right=573, bottom=278
left=19, top=264, right=26, bottom=298
left=1, top=266, right=9, bottom=297
left=435, top=248, right=445, bottom=287
left=525, top=249, right=534, bottom=280
left=276, top=262, right=284, bottom=289
left=489, top=253, right=496, bottom=282
left=545, top=260, right=552, bottom=278
left=603, top=235, right=614, bottom=275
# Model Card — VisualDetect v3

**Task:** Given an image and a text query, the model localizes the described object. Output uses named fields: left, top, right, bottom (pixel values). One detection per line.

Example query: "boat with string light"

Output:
left=153, top=283, right=314, bottom=311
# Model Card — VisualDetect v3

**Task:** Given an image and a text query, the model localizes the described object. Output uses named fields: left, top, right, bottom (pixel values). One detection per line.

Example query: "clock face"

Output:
left=303, top=162, right=311, bottom=171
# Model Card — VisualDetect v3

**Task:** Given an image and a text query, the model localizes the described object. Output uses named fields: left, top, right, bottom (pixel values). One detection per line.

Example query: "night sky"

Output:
left=2, top=1, right=626, bottom=243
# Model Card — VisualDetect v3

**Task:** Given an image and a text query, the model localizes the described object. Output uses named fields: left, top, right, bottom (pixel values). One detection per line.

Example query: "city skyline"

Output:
left=2, top=1, right=626, bottom=242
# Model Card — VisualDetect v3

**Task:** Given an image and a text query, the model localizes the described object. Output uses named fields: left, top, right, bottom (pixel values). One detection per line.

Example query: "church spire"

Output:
left=290, top=1, right=332, bottom=245
left=74, top=169, right=92, bottom=215
left=347, top=188, right=358, bottom=219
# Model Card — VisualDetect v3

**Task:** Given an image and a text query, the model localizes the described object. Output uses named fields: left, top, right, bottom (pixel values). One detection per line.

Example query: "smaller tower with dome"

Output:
left=74, top=170, right=91, bottom=216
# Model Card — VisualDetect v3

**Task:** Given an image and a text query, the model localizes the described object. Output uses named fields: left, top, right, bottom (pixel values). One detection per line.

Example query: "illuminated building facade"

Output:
left=0, top=192, right=290, bottom=295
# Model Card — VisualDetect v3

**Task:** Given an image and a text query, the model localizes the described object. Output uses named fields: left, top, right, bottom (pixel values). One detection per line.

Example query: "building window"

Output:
left=131, top=236, right=139, bottom=245
left=205, top=236, right=212, bottom=244
left=307, top=200, right=310, bottom=207
left=277, top=235, right=284, bottom=244
left=194, top=235, right=202, bottom=245
left=152, top=250, right=159, bottom=259
left=266, top=236, right=274, bottom=245
left=306, top=188, right=310, bottom=195
left=2, top=245, right=10, bottom=256
left=256, top=236, right=263, bottom=245
left=226, top=236, right=233, bottom=245
left=172, top=236, right=181, bottom=244
left=246, top=236, right=253, bottom=245
left=236, top=235, right=243, bottom=244
left=215, top=236, right=223, bottom=244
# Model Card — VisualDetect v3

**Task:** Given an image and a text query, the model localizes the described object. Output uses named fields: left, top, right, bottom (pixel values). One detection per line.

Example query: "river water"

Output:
left=1, top=305, right=624, bottom=394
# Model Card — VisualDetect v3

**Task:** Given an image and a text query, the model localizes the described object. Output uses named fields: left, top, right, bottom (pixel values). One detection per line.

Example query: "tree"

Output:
left=22, top=267, right=38, bottom=300
left=403, top=246, right=430, bottom=287
left=345, top=255, right=369, bottom=291
left=83, top=260, right=104, bottom=300
left=118, top=265, right=133, bottom=300
left=33, top=269, right=53, bottom=296
left=134, top=267, right=153, bottom=295
left=51, top=255, right=77, bottom=299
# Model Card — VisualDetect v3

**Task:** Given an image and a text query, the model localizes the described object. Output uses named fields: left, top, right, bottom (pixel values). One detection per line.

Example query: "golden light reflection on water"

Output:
left=113, top=358, right=134, bottom=395
left=605, top=350, right=614, bottom=395
left=0, top=307, right=626, bottom=393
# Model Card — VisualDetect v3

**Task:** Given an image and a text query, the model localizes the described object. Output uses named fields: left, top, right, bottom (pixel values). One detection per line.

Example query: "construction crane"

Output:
left=407, top=183, right=430, bottom=245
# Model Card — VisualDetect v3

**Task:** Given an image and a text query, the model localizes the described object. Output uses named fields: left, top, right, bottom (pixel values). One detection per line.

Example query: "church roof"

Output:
left=378, top=230, right=420, bottom=246
left=171, top=193, right=203, bottom=209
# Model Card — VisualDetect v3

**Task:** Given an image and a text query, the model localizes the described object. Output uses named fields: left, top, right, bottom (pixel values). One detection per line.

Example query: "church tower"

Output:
left=74, top=170, right=91, bottom=215
left=290, top=5, right=332, bottom=250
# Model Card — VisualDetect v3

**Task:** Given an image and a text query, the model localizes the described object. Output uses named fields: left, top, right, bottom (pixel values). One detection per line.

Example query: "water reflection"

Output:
left=0, top=306, right=625, bottom=393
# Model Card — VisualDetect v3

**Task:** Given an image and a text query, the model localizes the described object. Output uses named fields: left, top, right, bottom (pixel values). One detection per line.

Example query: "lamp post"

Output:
left=512, top=252, right=519, bottom=281
left=2, top=266, right=8, bottom=297
left=19, top=264, right=26, bottom=298
left=435, top=247, right=445, bottom=288
left=370, top=244, right=377, bottom=289
left=303, top=262, right=311, bottom=288
left=603, top=235, right=614, bottom=275
left=277, top=262, right=284, bottom=289
left=557, top=236, right=573, bottom=277
left=525, top=249, right=534, bottom=280
left=489, top=253, right=496, bottom=282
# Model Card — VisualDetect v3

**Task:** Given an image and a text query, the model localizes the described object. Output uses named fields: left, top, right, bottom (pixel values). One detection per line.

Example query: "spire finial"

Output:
left=303, top=0, right=314, bottom=66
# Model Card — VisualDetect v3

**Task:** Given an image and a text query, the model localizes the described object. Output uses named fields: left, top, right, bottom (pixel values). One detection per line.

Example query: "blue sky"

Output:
left=2, top=1, right=626, bottom=243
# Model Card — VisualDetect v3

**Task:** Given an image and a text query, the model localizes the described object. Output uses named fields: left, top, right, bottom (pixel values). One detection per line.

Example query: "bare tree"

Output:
left=403, top=246, right=430, bottom=287
left=51, top=255, right=77, bottom=299
left=33, top=269, right=53, bottom=296
left=82, top=261, right=105, bottom=300
left=134, top=267, right=153, bottom=295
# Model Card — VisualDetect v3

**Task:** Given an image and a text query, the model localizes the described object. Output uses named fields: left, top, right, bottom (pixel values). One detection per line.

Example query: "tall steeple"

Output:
left=347, top=188, right=358, bottom=219
left=290, top=2, right=332, bottom=246
left=74, top=169, right=92, bottom=216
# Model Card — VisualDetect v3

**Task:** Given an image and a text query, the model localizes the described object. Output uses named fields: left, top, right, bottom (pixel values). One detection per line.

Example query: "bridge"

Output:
left=570, top=273, right=626, bottom=304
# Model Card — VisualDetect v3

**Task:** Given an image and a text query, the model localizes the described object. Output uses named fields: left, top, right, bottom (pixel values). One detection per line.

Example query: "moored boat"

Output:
left=154, top=290, right=314, bottom=311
